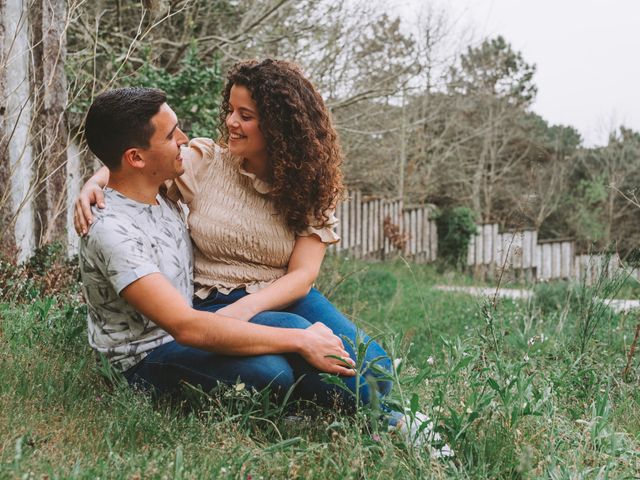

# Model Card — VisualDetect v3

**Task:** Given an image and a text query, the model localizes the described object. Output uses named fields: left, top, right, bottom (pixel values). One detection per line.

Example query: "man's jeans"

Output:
left=123, top=288, right=392, bottom=408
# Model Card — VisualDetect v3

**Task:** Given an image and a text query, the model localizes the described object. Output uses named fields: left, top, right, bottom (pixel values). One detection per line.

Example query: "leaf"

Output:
left=318, top=373, right=353, bottom=395
left=452, top=355, right=474, bottom=374
left=263, top=437, right=302, bottom=453
left=410, top=393, right=420, bottom=415
left=486, top=378, right=501, bottom=392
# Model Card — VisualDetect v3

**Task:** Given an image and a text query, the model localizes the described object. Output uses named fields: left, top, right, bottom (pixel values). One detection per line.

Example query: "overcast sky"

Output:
left=386, top=0, right=640, bottom=147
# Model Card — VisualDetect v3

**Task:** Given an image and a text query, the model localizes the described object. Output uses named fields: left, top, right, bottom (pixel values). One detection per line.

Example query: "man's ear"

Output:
left=123, top=147, right=146, bottom=170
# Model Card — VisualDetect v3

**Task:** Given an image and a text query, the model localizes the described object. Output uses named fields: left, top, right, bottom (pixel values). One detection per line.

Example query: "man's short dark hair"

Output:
left=84, top=87, right=167, bottom=170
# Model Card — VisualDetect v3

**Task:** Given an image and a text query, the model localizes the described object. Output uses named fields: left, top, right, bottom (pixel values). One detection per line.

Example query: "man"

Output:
left=79, top=87, right=355, bottom=396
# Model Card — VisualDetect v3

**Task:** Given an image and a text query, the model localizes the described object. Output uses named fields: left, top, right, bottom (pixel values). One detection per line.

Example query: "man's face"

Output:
left=141, top=103, right=189, bottom=180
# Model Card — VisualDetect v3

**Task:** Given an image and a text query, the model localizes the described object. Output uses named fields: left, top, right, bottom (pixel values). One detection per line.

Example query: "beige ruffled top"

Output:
left=169, top=137, right=339, bottom=298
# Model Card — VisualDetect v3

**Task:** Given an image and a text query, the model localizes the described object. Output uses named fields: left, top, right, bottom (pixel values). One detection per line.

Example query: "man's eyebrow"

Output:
left=166, top=122, right=179, bottom=139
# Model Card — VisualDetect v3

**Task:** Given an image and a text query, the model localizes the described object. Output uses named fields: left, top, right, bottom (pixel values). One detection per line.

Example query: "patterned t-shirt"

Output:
left=79, top=188, right=194, bottom=372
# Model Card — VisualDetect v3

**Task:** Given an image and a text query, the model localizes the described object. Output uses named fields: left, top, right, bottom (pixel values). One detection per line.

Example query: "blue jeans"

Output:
left=123, top=288, right=392, bottom=408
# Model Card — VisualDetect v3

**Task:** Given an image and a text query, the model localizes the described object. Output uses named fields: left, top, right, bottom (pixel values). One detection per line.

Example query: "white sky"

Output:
left=386, top=0, right=640, bottom=147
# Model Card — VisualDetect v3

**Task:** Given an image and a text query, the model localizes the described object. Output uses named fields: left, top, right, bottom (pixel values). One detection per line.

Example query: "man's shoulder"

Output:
left=81, top=191, right=148, bottom=256
left=87, top=207, right=141, bottom=246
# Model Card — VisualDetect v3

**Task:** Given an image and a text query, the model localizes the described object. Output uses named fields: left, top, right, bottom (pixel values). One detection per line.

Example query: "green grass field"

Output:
left=1, top=255, right=639, bottom=479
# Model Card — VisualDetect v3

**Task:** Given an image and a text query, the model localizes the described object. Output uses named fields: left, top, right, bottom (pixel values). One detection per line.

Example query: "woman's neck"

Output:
left=242, top=154, right=270, bottom=182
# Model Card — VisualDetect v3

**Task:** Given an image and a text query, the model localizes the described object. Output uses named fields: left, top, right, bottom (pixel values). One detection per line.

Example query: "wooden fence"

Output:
left=332, top=207, right=640, bottom=283
left=467, top=223, right=640, bottom=283
left=330, top=191, right=437, bottom=262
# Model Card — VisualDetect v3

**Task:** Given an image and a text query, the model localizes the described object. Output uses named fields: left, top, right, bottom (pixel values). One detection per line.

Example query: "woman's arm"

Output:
left=216, top=235, right=326, bottom=321
left=73, top=166, right=110, bottom=235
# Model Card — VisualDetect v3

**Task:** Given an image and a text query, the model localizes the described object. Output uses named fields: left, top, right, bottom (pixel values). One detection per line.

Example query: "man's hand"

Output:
left=298, top=323, right=356, bottom=376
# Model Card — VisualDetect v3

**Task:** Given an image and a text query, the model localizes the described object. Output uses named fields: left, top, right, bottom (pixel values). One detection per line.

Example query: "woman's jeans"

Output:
left=123, top=288, right=392, bottom=408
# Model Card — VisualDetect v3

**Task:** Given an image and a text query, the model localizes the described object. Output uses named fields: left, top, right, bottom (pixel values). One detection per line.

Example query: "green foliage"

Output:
left=449, top=35, right=537, bottom=105
left=530, top=260, right=630, bottom=355
left=531, top=280, right=583, bottom=317
left=1, top=256, right=639, bottom=478
left=436, top=207, right=478, bottom=268
left=561, top=127, right=640, bottom=252
left=566, top=178, right=607, bottom=243
left=126, top=45, right=223, bottom=138
left=0, top=242, right=79, bottom=304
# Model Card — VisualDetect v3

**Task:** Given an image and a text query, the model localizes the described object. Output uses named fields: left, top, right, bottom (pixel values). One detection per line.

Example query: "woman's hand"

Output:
left=73, top=166, right=110, bottom=236
left=74, top=181, right=106, bottom=236
left=298, top=322, right=355, bottom=376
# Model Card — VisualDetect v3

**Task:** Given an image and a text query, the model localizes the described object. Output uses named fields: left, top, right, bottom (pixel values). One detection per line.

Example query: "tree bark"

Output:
left=0, top=0, right=13, bottom=255
left=31, top=0, right=69, bottom=246
left=2, top=0, right=36, bottom=261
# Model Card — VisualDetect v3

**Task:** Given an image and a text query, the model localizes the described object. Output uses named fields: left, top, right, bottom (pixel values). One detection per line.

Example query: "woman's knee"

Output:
left=249, top=311, right=311, bottom=330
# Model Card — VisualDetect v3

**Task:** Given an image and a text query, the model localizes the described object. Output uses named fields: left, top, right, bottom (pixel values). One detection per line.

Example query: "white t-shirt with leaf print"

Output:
left=79, top=188, right=193, bottom=372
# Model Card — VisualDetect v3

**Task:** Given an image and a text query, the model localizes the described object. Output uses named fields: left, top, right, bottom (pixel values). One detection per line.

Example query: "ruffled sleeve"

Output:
left=297, top=210, right=340, bottom=244
left=171, top=137, right=216, bottom=204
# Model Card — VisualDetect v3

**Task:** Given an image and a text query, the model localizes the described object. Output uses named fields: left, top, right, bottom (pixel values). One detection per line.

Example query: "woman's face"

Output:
left=226, top=85, right=267, bottom=164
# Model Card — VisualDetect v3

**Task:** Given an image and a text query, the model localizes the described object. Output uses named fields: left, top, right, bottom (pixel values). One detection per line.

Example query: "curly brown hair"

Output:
left=218, top=59, right=344, bottom=233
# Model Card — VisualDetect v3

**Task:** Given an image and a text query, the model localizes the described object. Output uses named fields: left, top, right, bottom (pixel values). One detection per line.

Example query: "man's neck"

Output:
left=107, top=172, right=161, bottom=205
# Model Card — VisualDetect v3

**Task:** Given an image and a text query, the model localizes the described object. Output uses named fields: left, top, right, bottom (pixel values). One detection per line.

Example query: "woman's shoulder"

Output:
left=187, top=137, right=219, bottom=158
left=187, top=138, right=235, bottom=165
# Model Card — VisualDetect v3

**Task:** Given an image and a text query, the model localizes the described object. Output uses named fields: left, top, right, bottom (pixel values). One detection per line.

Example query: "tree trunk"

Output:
left=2, top=0, right=36, bottom=262
left=31, top=0, right=69, bottom=246
left=0, top=0, right=12, bottom=255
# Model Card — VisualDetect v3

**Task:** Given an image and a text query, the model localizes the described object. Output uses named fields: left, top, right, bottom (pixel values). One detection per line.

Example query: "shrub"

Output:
left=130, top=45, right=223, bottom=137
left=0, top=242, right=80, bottom=304
left=436, top=207, right=478, bottom=268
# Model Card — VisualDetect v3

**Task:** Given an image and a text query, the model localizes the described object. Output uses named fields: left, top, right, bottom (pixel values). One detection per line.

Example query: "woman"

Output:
left=76, top=59, right=391, bottom=407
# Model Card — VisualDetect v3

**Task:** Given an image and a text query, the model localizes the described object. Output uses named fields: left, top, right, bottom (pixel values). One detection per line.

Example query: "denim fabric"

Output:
left=281, top=288, right=392, bottom=402
left=124, top=288, right=392, bottom=408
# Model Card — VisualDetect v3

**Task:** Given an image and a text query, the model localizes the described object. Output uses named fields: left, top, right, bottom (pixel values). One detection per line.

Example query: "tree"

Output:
left=448, top=35, right=536, bottom=105
left=440, top=36, right=538, bottom=222
left=510, top=115, right=581, bottom=230
left=565, top=127, right=640, bottom=252
left=1, top=0, right=37, bottom=260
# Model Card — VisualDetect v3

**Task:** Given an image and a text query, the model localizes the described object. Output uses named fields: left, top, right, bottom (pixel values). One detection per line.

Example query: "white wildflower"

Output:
left=427, top=356, right=435, bottom=365
left=393, top=358, right=402, bottom=370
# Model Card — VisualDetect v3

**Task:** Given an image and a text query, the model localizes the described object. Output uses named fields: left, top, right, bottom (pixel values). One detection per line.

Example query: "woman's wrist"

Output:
left=82, top=179, right=103, bottom=193
left=236, top=296, right=262, bottom=318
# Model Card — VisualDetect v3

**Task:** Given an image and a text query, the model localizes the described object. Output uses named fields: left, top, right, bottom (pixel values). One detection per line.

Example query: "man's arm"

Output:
left=121, top=273, right=355, bottom=376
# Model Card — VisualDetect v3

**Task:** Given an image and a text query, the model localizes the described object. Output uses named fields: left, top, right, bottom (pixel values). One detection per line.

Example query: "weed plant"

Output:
left=1, top=252, right=639, bottom=478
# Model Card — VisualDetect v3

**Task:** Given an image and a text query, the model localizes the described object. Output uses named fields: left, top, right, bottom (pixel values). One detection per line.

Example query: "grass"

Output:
left=1, top=254, right=639, bottom=478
